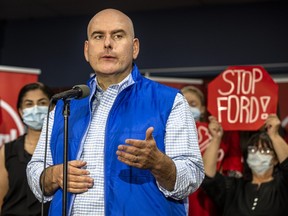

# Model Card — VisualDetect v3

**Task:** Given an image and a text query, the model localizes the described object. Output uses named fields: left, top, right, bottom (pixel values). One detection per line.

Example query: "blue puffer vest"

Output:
left=48, top=65, right=186, bottom=215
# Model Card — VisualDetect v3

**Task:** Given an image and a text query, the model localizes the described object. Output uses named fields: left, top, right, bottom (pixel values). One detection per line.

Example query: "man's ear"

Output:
left=84, top=40, right=89, bottom=62
left=132, top=38, right=140, bottom=60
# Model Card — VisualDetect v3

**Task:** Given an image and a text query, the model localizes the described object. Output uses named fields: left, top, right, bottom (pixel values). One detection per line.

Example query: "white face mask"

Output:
left=22, top=106, right=49, bottom=130
left=190, top=106, right=201, bottom=122
left=246, top=151, right=273, bottom=175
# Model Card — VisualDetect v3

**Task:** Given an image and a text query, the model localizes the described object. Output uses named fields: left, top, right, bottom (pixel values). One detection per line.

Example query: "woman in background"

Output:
left=0, top=82, right=53, bottom=216
left=202, top=114, right=288, bottom=216
left=181, top=85, right=243, bottom=216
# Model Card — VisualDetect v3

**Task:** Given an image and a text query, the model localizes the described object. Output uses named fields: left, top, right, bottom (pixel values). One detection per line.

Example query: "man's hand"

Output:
left=116, top=127, right=176, bottom=191
left=42, top=160, right=94, bottom=196
left=116, top=127, right=163, bottom=169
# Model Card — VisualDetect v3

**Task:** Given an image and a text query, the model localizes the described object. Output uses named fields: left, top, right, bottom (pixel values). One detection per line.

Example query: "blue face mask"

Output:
left=22, top=106, right=49, bottom=130
left=190, top=106, right=201, bottom=122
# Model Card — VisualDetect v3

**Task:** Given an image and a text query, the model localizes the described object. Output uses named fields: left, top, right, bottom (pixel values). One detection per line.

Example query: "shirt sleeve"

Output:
left=201, top=173, right=227, bottom=209
left=279, top=157, right=288, bottom=181
left=26, top=109, right=55, bottom=202
left=158, top=93, right=205, bottom=200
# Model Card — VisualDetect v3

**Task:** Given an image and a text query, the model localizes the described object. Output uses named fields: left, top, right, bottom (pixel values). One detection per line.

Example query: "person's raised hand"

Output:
left=265, top=114, right=281, bottom=137
left=208, top=116, right=223, bottom=140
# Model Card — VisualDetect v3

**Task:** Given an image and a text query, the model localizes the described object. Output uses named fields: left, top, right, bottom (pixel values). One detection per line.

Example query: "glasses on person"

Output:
left=247, top=146, right=273, bottom=155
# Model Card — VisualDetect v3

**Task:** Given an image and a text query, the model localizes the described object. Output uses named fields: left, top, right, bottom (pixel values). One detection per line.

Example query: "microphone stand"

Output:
left=62, top=99, right=70, bottom=216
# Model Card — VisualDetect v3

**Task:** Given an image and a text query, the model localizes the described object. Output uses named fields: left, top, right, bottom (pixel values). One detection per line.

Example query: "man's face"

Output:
left=84, top=10, right=139, bottom=78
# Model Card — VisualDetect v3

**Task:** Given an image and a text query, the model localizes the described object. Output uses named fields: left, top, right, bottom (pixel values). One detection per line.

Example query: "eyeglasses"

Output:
left=247, top=146, right=273, bottom=155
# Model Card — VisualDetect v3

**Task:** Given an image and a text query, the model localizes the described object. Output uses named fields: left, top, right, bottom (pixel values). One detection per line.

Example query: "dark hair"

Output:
left=242, top=131, right=275, bottom=180
left=16, top=82, right=53, bottom=110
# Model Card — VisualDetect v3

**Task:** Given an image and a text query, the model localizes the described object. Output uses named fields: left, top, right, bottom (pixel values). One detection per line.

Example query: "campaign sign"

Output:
left=207, top=66, right=278, bottom=131
left=196, top=121, right=212, bottom=154
left=196, top=121, right=224, bottom=164
left=0, top=65, right=40, bottom=146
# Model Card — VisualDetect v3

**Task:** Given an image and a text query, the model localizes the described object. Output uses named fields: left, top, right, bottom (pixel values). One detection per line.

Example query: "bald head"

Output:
left=87, top=8, right=135, bottom=39
left=83, top=8, right=140, bottom=88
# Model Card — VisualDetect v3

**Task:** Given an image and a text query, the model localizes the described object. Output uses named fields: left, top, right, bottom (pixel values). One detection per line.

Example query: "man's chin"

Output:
left=95, top=68, right=119, bottom=76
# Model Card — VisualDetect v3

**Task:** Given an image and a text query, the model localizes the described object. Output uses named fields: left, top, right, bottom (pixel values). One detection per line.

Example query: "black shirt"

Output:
left=1, top=135, right=50, bottom=216
left=201, top=158, right=288, bottom=216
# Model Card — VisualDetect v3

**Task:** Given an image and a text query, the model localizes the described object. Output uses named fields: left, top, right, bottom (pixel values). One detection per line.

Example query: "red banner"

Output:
left=196, top=121, right=225, bottom=164
left=0, top=65, right=40, bottom=146
left=207, top=66, right=278, bottom=131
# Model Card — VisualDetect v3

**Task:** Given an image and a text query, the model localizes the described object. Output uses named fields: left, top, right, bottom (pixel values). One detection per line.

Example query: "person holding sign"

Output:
left=181, top=86, right=243, bottom=216
left=0, top=82, right=53, bottom=215
left=201, top=114, right=288, bottom=216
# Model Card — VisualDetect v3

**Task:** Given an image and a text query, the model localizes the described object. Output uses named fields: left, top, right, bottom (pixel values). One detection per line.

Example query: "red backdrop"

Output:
left=0, top=66, right=40, bottom=146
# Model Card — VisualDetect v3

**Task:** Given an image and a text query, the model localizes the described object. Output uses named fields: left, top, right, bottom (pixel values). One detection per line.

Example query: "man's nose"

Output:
left=104, top=36, right=112, bottom=49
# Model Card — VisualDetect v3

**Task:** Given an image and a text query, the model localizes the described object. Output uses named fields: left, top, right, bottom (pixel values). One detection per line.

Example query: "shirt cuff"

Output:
left=157, top=159, right=195, bottom=200
left=27, top=162, right=53, bottom=202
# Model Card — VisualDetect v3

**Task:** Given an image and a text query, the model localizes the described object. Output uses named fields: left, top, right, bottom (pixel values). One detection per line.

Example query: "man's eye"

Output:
left=114, top=34, right=123, bottom=40
left=93, top=35, right=103, bottom=40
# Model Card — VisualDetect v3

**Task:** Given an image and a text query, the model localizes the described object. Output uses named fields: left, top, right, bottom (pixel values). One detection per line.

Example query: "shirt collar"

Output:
left=90, top=72, right=134, bottom=96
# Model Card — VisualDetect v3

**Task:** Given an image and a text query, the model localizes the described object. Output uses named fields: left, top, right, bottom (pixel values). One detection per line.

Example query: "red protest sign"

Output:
left=196, top=121, right=212, bottom=154
left=196, top=121, right=225, bottom=165
left=207, top=66, right=278, bottom=131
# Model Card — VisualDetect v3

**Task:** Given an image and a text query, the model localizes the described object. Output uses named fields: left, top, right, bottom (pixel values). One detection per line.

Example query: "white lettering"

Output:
left=216, top=95, right=269, bottom=124
left=241, top=71, right=252, bottom=94
left=227, top=95, right=239, bottom=124
left=218, top=70, right=235, bottom=96
left=260, top=96, right=271, bottom=113
left=252, top=68, right=263, bottom=94
left=217, top=149, right=225, bottom=162
left=198, top=125, right=212, bottom=153
left=218, top=69, right=263, bottom=96
left=0, top=129, right=18, bottom=145
left=249, top=96, right=259, bottom=123
left=217, top=97, right=228, bottom=122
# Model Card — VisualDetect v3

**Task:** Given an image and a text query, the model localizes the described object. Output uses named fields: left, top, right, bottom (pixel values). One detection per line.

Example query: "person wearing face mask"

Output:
left=0, top=82, right=53, bottom=216
left=201, top=114, right=288, bottom=216
left=181, top=86, right=243, bottom=216
left=181, top=86, right=204, bottom=122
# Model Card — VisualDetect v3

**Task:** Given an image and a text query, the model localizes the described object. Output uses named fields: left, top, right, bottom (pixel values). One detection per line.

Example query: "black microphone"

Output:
left=52, top=84, right=90, bottom=101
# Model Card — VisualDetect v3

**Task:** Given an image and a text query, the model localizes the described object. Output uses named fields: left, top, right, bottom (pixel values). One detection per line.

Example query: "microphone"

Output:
left=52, top=84, right=90, bottom=101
